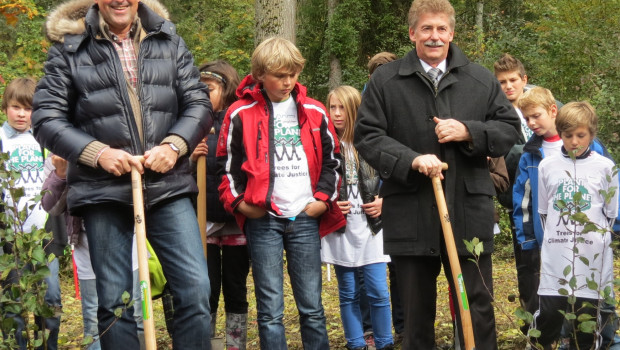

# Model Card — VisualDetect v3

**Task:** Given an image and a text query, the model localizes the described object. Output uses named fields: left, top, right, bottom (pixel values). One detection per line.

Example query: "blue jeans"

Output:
left=245, top=212, right=329, bottom=350
left=334, top=263, right=393, bottom=349
left=83, top=197, right=211, bottom=350
left=357, top=268, right=372, bottom=334
left=79, top=271, right=144, bottom=350
left=79, top=279, right=101, bottom=350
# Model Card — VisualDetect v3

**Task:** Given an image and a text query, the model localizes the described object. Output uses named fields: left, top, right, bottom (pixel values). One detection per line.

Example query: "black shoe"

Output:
left=346, top=346, right=368, bottom=350
left=377, top=345, right=394, bottom=350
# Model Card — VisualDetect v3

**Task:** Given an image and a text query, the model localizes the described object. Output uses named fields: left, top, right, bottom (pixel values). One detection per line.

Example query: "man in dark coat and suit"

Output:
left=354, top=0, right=520, bottom=348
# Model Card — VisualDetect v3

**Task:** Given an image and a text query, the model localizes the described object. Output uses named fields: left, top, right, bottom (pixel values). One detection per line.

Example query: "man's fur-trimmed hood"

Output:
left=45, top=0, right=170, bottom=43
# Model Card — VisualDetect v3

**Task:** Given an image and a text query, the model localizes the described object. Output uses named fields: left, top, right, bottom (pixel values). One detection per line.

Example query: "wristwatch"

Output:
left=167, top=143, right=180, bottom=154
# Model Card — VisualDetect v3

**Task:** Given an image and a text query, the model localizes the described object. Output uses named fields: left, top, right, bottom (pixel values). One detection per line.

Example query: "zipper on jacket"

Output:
left=261, top=90, right=275, bottom=209
left=261, top=99, right=270, bottom=164
left=137, top=45, right=146, bottom=155
left=104, top=39, right=142, bottom=156
left=256, top=121, right=262, bottom=160
left=137, top=41, right=148, bottom=205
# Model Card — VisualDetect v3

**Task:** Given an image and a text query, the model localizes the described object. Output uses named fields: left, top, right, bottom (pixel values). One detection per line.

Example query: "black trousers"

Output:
left=517, top=249, right=541, bottom=324
left=533, top=295, right=614, bottom=349
left=510, top=213, right=542, bottom=322
left=393, top=250, right=497, bottom=350
left=207, top=243, right=250, bottom=314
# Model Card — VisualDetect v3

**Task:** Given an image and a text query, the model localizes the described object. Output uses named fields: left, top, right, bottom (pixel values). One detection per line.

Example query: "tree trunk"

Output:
left=255, top=0, right=297, bottom=45
left=329, top=56, right=342, bottom=91
left=327, top=0, right=341, bottom=90
left=475, top=1, right=484, bottom=41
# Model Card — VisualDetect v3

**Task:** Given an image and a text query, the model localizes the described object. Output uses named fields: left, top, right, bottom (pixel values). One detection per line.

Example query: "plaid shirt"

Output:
left=111, top=36, right=138, bottom=90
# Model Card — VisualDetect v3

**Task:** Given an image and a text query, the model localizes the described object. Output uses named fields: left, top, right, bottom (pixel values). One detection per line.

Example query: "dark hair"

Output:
left=198, top=60, right=241, bottom=109
left=368, top=52, right=397, bottom=75
left=494, top=53, right=526, bottom=77
left=2, top=77, right=36, bottom=111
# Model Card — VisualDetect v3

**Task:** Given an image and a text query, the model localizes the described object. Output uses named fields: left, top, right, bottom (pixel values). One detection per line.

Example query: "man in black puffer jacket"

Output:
left=32, top=0, right=213, bottom=348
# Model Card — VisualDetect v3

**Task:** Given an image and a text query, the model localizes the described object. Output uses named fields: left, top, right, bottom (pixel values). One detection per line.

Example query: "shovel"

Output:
left=432, top=163, right=476, bottom=350
left=131, top=156, right=156, bottom=350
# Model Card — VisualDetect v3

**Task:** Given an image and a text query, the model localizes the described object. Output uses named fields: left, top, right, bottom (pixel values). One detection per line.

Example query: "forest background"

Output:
left=1, top=0, right=619, bottom=160
left=1, top=0, right=620, bottom=348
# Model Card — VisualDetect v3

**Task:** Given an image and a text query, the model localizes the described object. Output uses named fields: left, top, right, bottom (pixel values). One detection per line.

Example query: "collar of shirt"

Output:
left=420, top=59, right=447, bottom=80
left=2, top=122, right=31, bottom=138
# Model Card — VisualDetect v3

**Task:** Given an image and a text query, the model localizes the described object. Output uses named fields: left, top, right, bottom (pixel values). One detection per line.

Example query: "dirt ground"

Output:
left=53, top=252, right=540, bottom=350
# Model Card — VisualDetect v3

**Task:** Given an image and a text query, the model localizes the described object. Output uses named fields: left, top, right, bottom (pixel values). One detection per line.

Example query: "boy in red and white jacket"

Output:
left=217, top=37, right=344, bottom=349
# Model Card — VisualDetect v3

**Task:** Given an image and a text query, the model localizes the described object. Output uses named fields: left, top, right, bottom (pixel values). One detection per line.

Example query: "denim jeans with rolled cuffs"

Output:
left=82, top=197, right=212, bottom=350
left=335, top=263, right=393, bottom=349
left=245, top=212, right=329, bottom=350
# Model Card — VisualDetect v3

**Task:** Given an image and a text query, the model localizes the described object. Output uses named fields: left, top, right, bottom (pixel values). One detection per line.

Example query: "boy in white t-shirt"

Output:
left=533, top=101, right=619, bottom=349
left=217, top=37, right=345, bottom=349
left=0, top=77, right=60, bottom=349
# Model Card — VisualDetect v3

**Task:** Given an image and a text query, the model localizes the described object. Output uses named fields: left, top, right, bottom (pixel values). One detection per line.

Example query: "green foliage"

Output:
left=160, top=0, right=254, bottom=77
left=0, top=151, right=55, bottom=349
left=298, top=0, right=412, bottom=101
left=463, top=236, right=483, bottom=257
left=0, top=3, right=49, bottom=108
left=1, top=0, right=619, bottom=161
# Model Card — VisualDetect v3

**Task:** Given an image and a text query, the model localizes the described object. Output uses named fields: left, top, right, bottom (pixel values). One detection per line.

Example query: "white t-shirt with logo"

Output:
left=321, top=144, right=390, bottom=267
left=537, top=152, right=618, bottom=299
left=270, top=97, right=314, bottom=217
left=0, top=126, right=47, bottom=233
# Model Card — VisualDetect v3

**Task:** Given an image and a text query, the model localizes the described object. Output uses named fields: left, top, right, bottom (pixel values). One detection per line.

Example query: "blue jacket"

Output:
left=512, top=135, right=619, bottom=250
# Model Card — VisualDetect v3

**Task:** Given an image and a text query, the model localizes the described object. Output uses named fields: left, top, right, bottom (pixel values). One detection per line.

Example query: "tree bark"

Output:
left=255, top=0, right=297, bottom=45
left=475, top=1, right=484, bottom=35
left=327, top=0, right=341, bottom=90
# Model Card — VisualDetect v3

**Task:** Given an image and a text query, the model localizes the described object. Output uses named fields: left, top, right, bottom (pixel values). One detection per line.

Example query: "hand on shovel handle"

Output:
left=432, top=163, right=476, bottom=350
left=131, top=156, right=157, bottom=350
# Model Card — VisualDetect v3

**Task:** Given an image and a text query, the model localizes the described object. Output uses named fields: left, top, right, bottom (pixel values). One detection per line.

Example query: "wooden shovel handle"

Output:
left=197, top=155, right=207, bottom=257
left=196, top=127, right=214, bottom=258
left=432, top=162, right=476, bottom=350
left=131, top=156, right=156, bottom=350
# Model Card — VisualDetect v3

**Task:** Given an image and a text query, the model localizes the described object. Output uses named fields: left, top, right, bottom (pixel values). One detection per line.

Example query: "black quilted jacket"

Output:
left=32, top=1, right=212, bottom=214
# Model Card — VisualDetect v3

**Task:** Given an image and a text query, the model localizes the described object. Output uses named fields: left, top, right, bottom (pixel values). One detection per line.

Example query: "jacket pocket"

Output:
left=382, top=192, right=419, bottom=242
left=461, top=177, right=495, bottom=242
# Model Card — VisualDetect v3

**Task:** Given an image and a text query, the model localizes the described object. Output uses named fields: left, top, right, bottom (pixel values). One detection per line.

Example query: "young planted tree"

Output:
left=0, top=151, right=56, bottom=349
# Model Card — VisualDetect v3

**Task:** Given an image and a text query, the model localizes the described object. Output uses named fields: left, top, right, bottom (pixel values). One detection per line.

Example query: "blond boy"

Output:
left=512, top=87, right=562, bottom=317
left=217, top=37, right=344, bottom=350
left=534, top=102, right=618, bottom=348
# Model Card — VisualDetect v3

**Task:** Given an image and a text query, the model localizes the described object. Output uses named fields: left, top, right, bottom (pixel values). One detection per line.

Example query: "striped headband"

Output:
left=200, top=71, right=227, bottom=86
